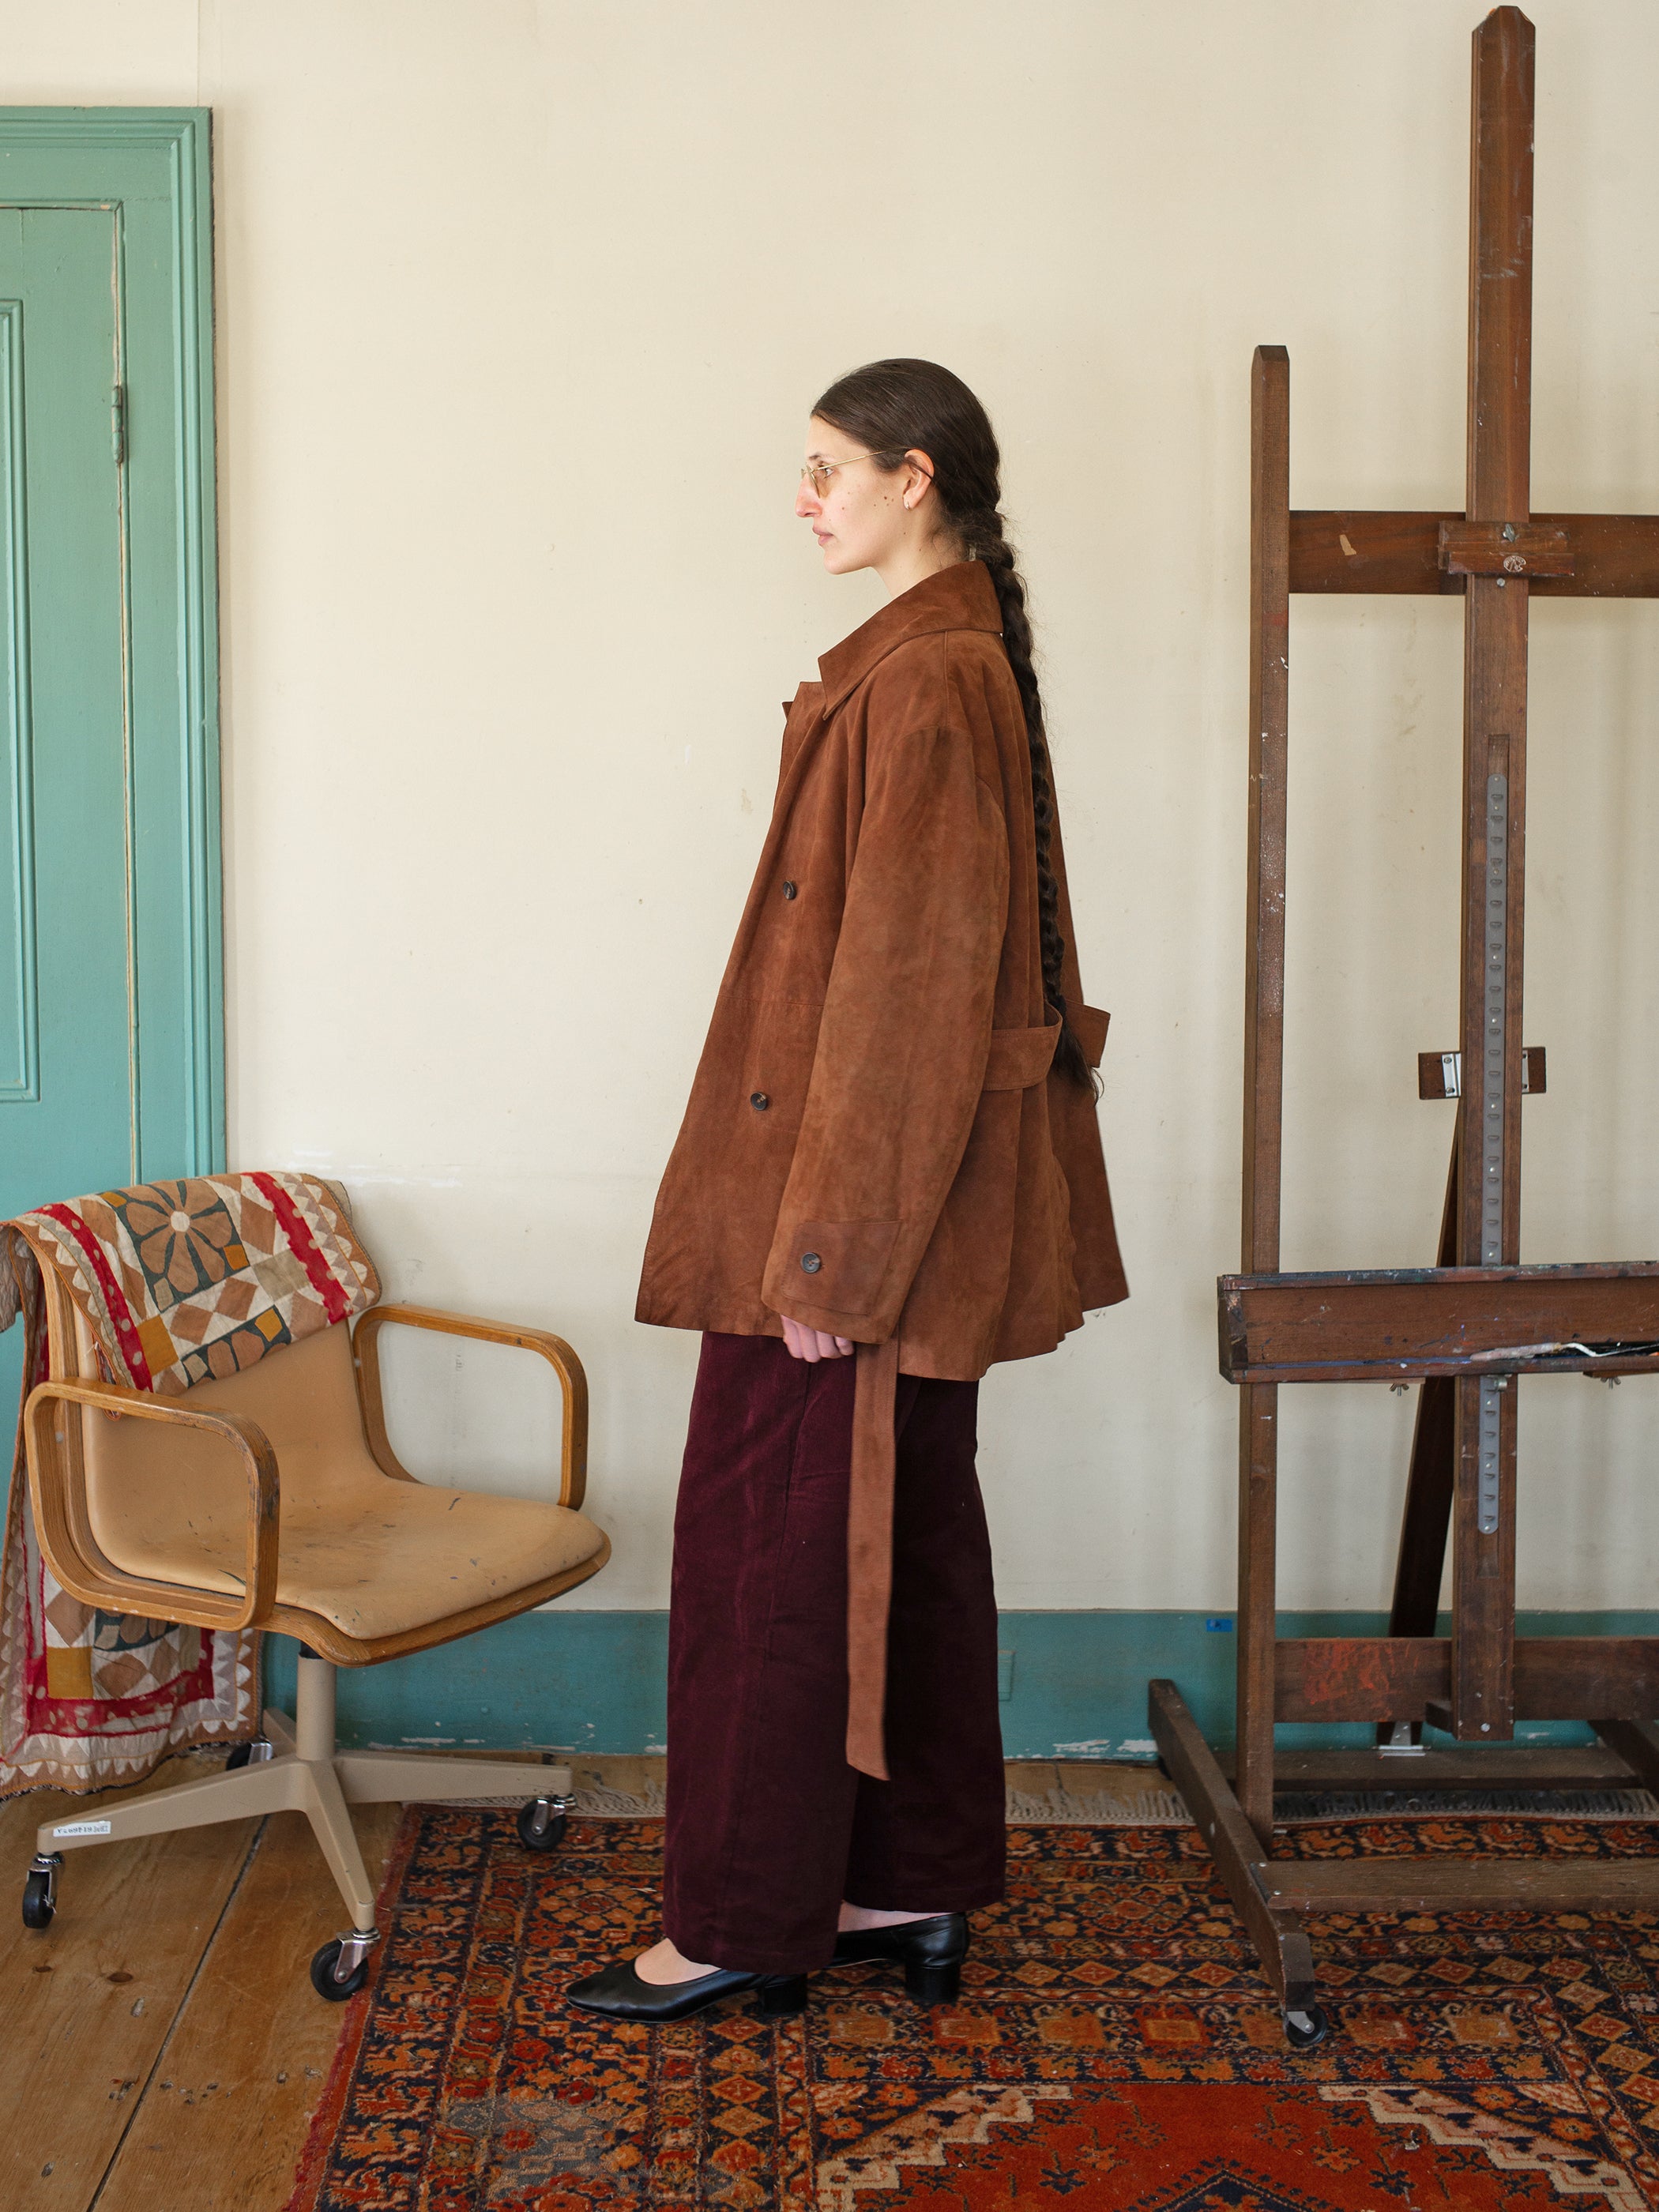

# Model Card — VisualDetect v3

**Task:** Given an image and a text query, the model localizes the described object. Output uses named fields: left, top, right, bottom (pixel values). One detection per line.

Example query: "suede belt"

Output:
left=842, top=1013, right=1063, bottom=1779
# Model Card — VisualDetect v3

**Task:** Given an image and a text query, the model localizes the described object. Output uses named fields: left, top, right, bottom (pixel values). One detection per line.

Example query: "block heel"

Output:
left=832, top=1912, right=971, bottom=2007
left=905, top=1958, right=961, bottom=2007
left=758, top=1973, right=808, bottom=2018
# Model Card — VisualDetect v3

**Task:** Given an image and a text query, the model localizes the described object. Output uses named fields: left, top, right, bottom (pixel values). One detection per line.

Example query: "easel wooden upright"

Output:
left=1150, top=7, right=1659, bottom=2048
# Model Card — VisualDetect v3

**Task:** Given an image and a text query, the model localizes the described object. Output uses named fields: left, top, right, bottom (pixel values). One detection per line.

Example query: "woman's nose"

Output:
left=795, top=486, right=818, bottom=519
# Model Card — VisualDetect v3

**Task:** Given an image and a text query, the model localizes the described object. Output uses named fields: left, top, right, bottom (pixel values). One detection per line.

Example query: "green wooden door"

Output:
left=0, top=112, right=221, bottom=1488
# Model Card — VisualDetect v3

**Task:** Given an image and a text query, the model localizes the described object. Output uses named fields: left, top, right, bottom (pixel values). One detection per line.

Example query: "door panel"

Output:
left=0, top=208, right=134, bottom=1438
left=0, top=113, right=220, bottom=1514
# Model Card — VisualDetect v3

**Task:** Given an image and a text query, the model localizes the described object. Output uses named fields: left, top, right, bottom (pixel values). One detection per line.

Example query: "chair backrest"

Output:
left=63, top=1296, right=396, bottom=1564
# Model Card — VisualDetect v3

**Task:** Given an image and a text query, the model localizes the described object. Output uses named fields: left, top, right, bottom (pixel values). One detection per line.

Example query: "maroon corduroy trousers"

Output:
left=661, top=1331, right=1006, bottom=1976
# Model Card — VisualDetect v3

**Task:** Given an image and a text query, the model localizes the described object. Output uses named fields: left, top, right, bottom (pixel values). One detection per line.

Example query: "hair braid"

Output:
left=965, top=514, right=1095, bottom=1092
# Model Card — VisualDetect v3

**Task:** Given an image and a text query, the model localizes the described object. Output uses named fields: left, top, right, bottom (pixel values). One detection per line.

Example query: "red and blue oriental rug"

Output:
left=287, top=1811, right=1659, bottom=2209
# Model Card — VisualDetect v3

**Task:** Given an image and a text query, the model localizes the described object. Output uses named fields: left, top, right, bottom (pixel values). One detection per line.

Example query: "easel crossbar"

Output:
left=1276, top=1635, right=1659, bottom=1725
left=1255, top=1857, right=1659, bottom=1914
left=1290, top=510, right=1659, bottom=596
left=1220, top=1264, right=1659, bottom=1383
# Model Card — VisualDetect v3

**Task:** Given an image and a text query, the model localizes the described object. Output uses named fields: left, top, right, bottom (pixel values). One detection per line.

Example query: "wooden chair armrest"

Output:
left=23, top=1378, right=280, bottom=1634
left=351, top=1304, right=590, bottom=1510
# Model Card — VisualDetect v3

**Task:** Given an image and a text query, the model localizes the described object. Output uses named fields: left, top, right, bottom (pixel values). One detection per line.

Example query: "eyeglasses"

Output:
left=799, top=449, right=917, bottom=498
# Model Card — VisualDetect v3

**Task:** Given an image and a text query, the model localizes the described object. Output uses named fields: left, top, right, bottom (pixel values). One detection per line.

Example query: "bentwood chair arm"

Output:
left=23, top=1378, right=281, bottom=1633
left=350, top=1304, right=590, bottom=1510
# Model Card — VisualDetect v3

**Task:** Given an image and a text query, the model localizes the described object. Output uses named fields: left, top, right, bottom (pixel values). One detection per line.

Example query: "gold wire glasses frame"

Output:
left=799, top=449, right=919, bottom=498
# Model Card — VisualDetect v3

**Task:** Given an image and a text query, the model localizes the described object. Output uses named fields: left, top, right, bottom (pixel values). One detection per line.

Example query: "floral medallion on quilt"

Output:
left=0, top=1172, right=379, bottom=1796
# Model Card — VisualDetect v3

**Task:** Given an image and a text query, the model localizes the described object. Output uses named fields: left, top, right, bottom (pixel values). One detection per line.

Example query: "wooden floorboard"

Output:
left=0, top=1757, right=259, bottom=2212
left=95, top=1802, right=402, bottom=2212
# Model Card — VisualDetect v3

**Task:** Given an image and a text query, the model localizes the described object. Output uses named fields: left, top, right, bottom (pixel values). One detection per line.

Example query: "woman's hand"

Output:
left=780, top=1315, right=855, bottom=1362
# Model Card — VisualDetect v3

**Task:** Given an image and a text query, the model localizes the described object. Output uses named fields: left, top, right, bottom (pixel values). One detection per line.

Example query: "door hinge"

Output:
left=111, top=384, right=126, bottom=466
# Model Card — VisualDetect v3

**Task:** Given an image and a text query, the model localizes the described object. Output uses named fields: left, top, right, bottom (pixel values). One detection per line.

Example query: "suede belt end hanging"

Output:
left=845, top=1335, right=901, bottom=1779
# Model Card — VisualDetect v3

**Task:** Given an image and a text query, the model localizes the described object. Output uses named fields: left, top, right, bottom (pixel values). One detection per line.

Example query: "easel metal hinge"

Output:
left=1439, top=519, right=1573, bottom=578
left=1418, top=1047, right=1544, bottom=1100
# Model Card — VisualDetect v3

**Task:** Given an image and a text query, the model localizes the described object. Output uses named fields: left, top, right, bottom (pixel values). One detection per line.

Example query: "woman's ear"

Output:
left=901, top=449, right=937, bottom=513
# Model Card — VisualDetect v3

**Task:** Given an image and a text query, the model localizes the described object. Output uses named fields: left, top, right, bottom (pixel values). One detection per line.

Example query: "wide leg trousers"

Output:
left=660, top=1330, right=1006, bottom=1976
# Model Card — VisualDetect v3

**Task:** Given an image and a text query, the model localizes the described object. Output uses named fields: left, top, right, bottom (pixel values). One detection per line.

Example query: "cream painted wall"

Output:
left=8, top=2, right=1658, bottom=1612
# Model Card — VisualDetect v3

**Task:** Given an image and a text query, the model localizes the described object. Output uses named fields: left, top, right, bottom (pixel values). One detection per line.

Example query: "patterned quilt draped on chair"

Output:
left=0, top=1172, right=379, bottom=1797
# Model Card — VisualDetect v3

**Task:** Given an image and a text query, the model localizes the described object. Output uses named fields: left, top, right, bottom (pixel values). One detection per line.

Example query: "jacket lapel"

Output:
left=816, top=562, right=1002, bottom=715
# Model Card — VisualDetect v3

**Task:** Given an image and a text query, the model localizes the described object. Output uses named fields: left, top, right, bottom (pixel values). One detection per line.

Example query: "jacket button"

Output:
left=750, top=1092, right=769, bottom=1111
left=799, top=1251, right=822, bottom=1273
left=781, top=880, right=798, bottom=900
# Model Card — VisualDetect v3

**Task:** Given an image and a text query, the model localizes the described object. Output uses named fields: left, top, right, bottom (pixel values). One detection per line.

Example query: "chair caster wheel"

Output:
left=22, top=1858, right=58, bottom=1931
left=310, top=1936, right=373, bottom=2001
left=1284, top=2003, right=1329, bottom=2050
left=517, top=1798, right=568, bottom=1853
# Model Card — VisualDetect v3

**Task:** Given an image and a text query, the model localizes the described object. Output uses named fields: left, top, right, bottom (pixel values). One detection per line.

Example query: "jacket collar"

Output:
left=816, top=559, right=1002, bottom=714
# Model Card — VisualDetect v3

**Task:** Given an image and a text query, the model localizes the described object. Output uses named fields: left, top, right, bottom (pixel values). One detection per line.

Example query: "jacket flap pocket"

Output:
left=982, top=1018, right=1061, bottom=1092
left=788, top=1219, right=900, bottom=1316
left=1074, top=1005, right=1110, bottom=1070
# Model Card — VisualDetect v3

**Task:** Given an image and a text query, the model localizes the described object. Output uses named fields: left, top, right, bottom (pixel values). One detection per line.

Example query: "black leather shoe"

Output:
left=566, top=1955, right=807, bottom=2023
left=831, top=1913, right=968, bottom=2005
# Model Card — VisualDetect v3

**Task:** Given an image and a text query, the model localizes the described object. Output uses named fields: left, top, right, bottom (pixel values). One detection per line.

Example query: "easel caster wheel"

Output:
left=1284, top=2004, right=1329, bottom=2050
left=310, top=1938, right=371, bottom=2001
left=517, top=1799, right=568, bottom=1853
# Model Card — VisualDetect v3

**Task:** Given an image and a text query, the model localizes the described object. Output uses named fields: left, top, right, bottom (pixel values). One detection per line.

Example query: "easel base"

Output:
left=1224, top=1743, right=1646, bottom=1792
left=1149, top=1679, right=1659, bottom=2045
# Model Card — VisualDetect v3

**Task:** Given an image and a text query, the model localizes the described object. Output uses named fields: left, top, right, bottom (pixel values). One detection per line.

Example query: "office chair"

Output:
left=13, top=1184, right=609, bottom=1997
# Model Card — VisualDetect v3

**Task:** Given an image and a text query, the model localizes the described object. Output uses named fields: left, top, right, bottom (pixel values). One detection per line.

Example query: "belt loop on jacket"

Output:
left=845, top=1335, right=901, bottom=1780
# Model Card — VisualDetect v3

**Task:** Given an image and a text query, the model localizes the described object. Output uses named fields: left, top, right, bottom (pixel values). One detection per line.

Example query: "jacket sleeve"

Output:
left=761, top=720, right=1009, bottom=1341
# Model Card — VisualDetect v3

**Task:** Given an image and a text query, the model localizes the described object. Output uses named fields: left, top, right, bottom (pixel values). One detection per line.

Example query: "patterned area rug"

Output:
left=288, top=1813, right=1659, bottom=2210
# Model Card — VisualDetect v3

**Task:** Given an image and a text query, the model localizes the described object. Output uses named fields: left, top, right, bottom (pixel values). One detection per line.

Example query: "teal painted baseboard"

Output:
left=265, top=1613, right=673, bottom=1758
left=264, top=1608, right=1659, bottom=1760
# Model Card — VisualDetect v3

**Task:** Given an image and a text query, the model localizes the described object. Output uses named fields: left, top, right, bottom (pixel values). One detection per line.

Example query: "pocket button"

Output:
left=799, top=1251, right=822, bottom=1273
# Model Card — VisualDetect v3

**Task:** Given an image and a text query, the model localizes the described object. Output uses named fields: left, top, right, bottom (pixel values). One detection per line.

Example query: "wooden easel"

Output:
left=1150, top=6, right=1659, bottom=2048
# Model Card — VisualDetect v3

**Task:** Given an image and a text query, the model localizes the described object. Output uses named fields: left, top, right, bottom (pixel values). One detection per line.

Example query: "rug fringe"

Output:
left=1003, top=1785, right=1191, bottom=1824
left=405, top=1779, right=1659, bottom=1825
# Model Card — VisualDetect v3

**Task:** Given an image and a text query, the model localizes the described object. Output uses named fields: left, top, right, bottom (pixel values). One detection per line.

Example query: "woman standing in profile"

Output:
left=569, top=358, right=1127, bottom=2023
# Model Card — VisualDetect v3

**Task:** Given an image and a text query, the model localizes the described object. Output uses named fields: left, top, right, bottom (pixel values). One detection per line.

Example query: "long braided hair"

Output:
left=812, top=357, right=1096, bottom=1091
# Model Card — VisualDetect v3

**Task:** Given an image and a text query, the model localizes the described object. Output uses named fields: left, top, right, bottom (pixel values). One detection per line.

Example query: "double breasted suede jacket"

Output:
left=637, top=559, right=1127, bottom=1379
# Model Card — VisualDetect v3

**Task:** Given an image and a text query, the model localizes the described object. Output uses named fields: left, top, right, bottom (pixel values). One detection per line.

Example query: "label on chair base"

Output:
left=51, top=1819, right=111, bottom=1838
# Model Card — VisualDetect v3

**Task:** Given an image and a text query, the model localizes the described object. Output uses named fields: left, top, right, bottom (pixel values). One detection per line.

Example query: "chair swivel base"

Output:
left=22, top=1653, right=574, bottom=1995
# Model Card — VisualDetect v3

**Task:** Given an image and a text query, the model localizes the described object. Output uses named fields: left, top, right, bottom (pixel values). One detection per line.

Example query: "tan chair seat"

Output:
left=104, top=1480, right=604, bottom=1641
left=78, top=1321, right=606, bottom=1643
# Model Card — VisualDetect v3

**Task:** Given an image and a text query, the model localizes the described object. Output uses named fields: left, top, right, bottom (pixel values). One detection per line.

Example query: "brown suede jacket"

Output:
left=635, top=559, right=1127, bottom=1379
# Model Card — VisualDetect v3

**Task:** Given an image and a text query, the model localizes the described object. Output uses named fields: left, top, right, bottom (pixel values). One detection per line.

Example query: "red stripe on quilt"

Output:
left=40, top=1203, right=155, bottom=1392
left=251, top=1173, right=348, bottom=1325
